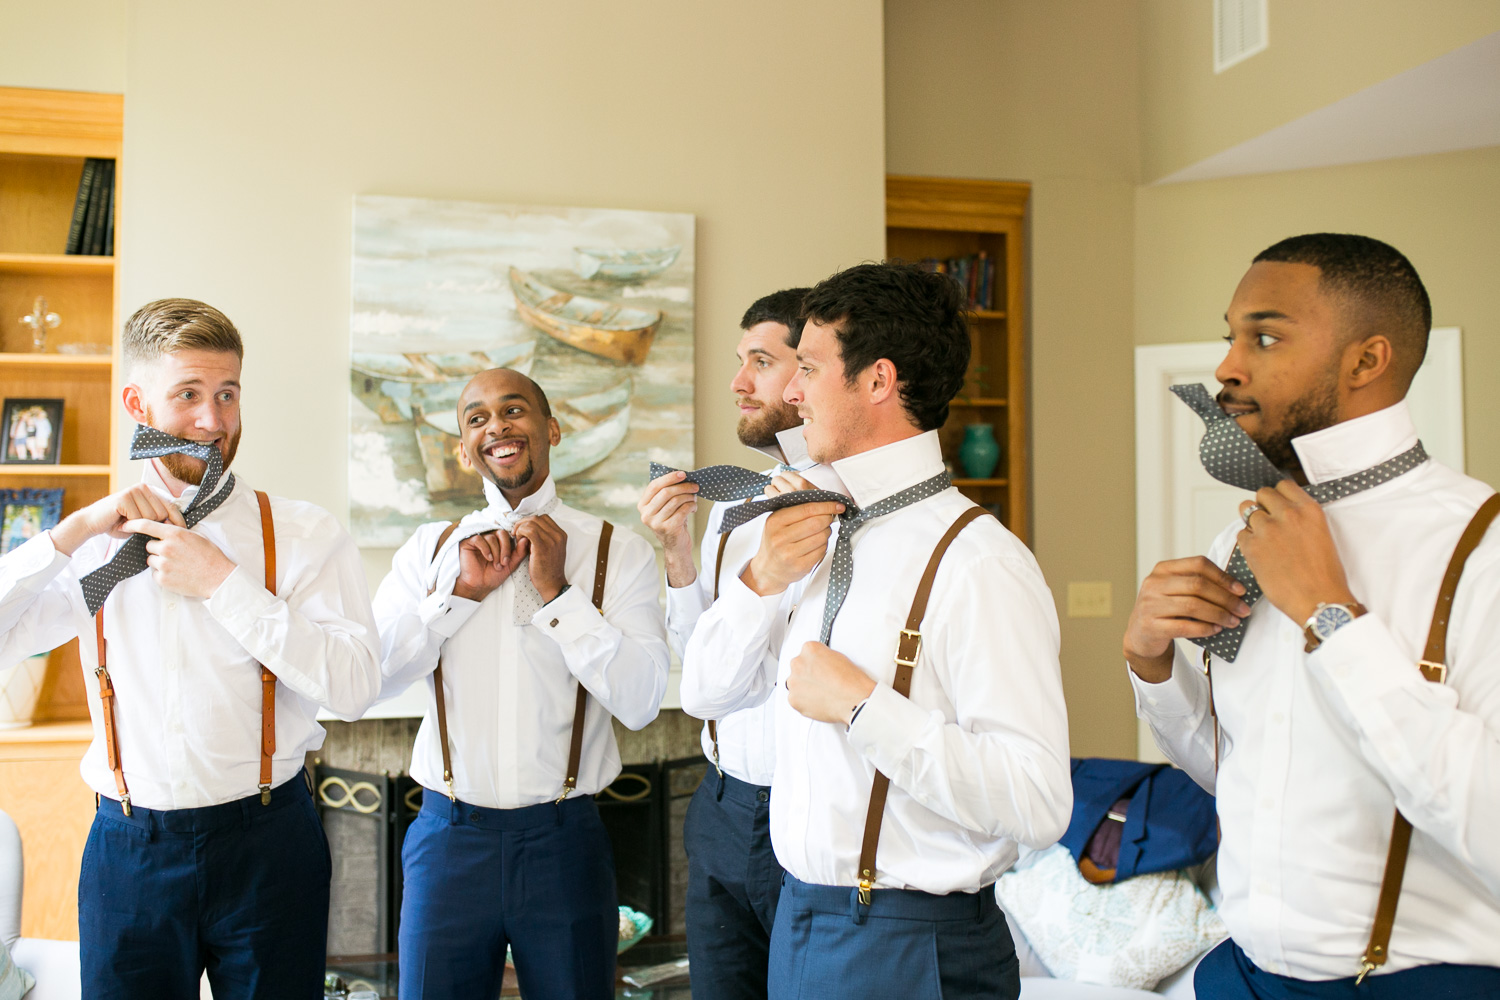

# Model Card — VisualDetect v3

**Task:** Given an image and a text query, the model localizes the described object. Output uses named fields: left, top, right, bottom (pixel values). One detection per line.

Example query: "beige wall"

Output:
left=1141, top=0, right=1500, bottom=181
left=0, top=0, right=126, bottom=94
left=119, top=0, right=886, bottom=575
left=1136, top=146, right=1500, bottom=485
left=886, top=0, right=1142, bottom=758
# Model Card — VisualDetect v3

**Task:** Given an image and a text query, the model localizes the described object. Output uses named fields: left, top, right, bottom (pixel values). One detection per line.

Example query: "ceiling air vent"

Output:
left=1214, top=0, right=1268, bottom=73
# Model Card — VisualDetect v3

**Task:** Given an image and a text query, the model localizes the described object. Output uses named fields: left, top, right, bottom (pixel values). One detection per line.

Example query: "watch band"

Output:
left=1303, top=601, right=1368, bottom=652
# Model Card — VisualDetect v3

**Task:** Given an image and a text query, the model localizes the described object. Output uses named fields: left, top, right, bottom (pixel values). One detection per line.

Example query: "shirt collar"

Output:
left=480, top=474, right=558, bottom=519
left=830, top=430, right=944, bottom=509
left=748, top=423, right=850, bottom=495
left=1291, top=400, right=1421, bottom=486
left=141, top=458, right=237, bottom=508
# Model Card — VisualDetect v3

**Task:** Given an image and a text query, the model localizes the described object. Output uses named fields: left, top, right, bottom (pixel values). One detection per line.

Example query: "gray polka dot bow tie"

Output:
left=78, top=425, right=236, bottom=615
left=1171, top=384, right=1428, bottom=660
left=647, top=462, right=853, bottom=534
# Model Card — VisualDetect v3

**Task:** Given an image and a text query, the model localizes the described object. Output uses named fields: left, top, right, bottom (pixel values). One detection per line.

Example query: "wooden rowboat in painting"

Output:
left=508, top=267, right=662, bottom=366
left=350, top=342, right=536, bottom=426
left=572, top=245, right=681, bottom=281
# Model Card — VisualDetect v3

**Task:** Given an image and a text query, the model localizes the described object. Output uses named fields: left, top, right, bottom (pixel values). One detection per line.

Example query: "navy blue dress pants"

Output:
left=78, top=777, right=331, bottom=1000
left=1196, top=938, right=1500, bottom=999
left=398, top=789, right=619, bottom=1000
left=767, top=874, right=1019, bottom=1000
left=683, top=770, right=785, bottom=1000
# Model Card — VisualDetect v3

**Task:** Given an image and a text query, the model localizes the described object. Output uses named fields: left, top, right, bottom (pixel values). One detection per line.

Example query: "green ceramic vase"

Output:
left=959, top=423, right=1001, bottom=479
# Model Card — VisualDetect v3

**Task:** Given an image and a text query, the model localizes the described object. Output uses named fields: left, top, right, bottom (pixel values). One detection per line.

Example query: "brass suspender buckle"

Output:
left=1355, top=960, right=1377, bottom=985
left=894, top=629, right=922, bottom=667
left=259, top=784, right=271, bottom=806
left=1417, top=659, right=1447, bottom=683
left=858, top=870, right=874, bottom=906
left=443, top=772, right=456, bottom=803
left=120, top=794, right=131, bottom=817
left=555, top=779, right=576, bottom=804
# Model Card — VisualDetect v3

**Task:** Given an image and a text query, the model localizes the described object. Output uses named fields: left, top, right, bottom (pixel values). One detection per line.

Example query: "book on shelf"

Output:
left=914, top=252, right=996, bottom=311
left=66, top=158, right=115, bottom=257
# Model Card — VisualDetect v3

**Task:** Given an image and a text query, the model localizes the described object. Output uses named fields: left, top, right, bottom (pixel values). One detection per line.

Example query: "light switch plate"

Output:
left=1067, top=581, right=1113, bottom=618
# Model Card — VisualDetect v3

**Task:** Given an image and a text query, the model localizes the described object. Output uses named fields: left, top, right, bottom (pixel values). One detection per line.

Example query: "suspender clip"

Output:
left=555, top=781, right=576, bottom=805
left=1355, top=960, right=1377, bottom=985
left=894, top=629, right=922, bottom=667
left=119, top=794, right=131, bottom=817
left=259, top=784, right=271, bottom=806
left=443, top=771, right=456, bottom=803
left=857, top=873, right=874, bottom=906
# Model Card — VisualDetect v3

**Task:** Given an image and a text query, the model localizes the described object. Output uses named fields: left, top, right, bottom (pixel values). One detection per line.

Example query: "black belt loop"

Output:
left=448, top=796, right=461, bottom=826
left=849, top=886, right=869, bottom=926
left=554, top=800, right=565, bottom=827
left=715, top=768, right=726, bottom=802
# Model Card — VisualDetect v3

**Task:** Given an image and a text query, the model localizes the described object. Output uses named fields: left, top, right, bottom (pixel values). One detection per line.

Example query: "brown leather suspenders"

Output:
left=856, top=505, right=990, bottom=904
left=1355, top=491, right=1500, bottom=982
left=427, top=519, right=613, bottom=804
left=704, top=529, right=733, bottom=776
left=93, top=490, right=278, bottom=816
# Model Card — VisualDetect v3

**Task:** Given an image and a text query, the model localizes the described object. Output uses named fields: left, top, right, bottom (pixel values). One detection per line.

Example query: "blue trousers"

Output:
left=398, top=789, right=619, bottom=1000
left=78, top=777, right=330, bottom=1000
left=683, top=770, right=785, bottom=1000
left=767, top=874, right=1019, bottom=1000
left=1196, top=938, right=1500, bottom=999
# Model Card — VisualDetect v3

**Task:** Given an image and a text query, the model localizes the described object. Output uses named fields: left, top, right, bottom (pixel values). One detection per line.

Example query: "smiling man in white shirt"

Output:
left=639, top=287, right=830, bottom=1000
left=1125, top=234, right=1500, bottom=998
left=686, top=263, right=1071, bottom=999
left=0, top=299, right=382, bottom=1000
left=374, top=367, right=669, bottom=1000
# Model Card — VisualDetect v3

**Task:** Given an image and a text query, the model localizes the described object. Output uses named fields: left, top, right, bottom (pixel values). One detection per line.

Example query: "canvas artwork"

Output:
left=349, top=196, right=694, bottom=548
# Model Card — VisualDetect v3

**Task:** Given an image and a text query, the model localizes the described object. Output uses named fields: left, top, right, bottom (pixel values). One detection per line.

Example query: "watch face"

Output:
left=1313, top=604, right=1355, bottom=640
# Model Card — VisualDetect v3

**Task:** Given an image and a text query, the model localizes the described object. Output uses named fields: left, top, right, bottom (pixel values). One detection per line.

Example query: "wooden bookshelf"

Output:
left=886, top=175, right=1029, bottom=543
left=0, top=85, right=121, bottom=940
left=0, top=87, right=122, bottom=725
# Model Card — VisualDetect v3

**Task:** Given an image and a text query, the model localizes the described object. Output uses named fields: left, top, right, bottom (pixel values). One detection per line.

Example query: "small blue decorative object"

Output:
left=617, top=906, right=653, bottom=954
left=958, top=424, right=1001, bottom=479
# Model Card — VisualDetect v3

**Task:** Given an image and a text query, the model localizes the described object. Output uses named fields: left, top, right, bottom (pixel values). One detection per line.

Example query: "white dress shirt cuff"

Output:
left=424, top=591, right=480, bottom=639
left=666, top=578, right=710, bottom=633
left=714, top=569, right=782, bottom=644
left=532, top=584, right=600, bottom=645
left=205, top=564, right=276, bottom=634
left=1305, top=612, right=1454, bottom=714
left=846, top=682, right=929, bottom=775
left=15, top=530, right=72, bottom=582
left=1128, top=644, right=1208, bottom=720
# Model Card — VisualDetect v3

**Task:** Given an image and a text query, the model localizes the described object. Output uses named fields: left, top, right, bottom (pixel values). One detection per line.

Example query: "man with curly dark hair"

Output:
left=682, top=262, right=1070, bottom=999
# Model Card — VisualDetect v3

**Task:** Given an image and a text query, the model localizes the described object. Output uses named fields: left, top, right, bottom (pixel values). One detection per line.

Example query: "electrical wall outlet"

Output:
left=1067, top=581, right=1113, bottom=618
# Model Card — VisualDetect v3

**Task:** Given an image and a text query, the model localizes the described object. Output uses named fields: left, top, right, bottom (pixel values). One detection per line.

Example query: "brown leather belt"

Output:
left=856, top=505, right=991, bottom=904
left=427, top=519, right=613, bottom=804
left=94, top=490, right=278, bottom=817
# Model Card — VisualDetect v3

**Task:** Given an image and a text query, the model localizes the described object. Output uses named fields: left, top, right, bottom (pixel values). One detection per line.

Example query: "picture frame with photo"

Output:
left=0, top=488, right=64, bottom=555
left=1, top=398, right=64, bottom=465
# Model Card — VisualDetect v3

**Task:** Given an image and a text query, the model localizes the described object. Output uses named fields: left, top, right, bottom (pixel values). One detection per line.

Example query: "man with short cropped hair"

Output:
left=640, top=287, right=838, bottom=1000
left=685, top=263, right=1071, bottom=999
left=0, top=298, right=382, bottom=1000
left=1126, top=234, right=1500, bottom=996
left=376, top=367, right=668, bottom=1000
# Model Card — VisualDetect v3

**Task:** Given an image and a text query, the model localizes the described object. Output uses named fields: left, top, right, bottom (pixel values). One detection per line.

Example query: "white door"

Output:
left=1132, top=329, right=1464, bottom=760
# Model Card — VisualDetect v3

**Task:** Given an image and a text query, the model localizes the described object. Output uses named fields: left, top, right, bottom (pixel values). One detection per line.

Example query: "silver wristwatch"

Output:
left=1303, top=601, right=1368, bottom=652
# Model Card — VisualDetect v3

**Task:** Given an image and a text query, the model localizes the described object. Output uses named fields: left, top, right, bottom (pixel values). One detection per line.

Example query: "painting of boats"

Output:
left=509, top=267, right=662, bottom=366
left=573, top=245, right=681, bottom=281
left=349, top=195, right=694, bottom=549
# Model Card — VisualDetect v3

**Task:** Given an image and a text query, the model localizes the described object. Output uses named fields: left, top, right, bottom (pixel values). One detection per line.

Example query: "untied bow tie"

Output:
left=79, top=425, right=236, bottom=615
left=440, top=489, right=560, bottom=625
left=1170, top=383, right=1428, bottom=661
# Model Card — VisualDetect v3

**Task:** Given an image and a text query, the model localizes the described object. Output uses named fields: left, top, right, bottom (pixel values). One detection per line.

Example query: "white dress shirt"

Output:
left=685, top=430, right=1072, bottom=894
left=669, top=426, right=842, bottom=786
left=374, top=476, right=669, bottom=809
left=1132, top=400, right=1500, bottom=980
left=0, top=463, right=382, bottom=810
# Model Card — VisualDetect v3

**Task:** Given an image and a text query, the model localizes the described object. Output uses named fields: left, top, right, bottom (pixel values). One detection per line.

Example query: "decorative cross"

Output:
left=20, top=296, right=60, bottom=353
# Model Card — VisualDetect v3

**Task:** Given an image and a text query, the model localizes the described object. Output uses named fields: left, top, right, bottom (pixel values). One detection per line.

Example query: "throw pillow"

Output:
left=995, top=844, right=1226, bottom=991
left=0, top=940, right=34, bottom=1000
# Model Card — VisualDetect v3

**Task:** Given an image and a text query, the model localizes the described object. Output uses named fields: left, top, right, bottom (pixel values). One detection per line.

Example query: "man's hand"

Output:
left=1124, top=556, right=1250, bottom=683
left=513, top=515, right=569, bottom=603
left=740, top=500, right=843, bottom=596
left=637, top=471, right=699, bottom=588
left=452, top=530, right=526, bottom=602
left=786, top=641, right=876, bottom=724
left=1237, top=480, right=1357, bottom=627
left=121, top=519, right=236, bottom=600
left=50, top=485, right=185, bottom=555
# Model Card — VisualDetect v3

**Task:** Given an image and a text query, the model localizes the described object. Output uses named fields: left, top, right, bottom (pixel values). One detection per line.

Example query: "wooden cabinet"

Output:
left=886, top=175, right=1029, bottom=544
left=0, top=87, right=123, bottom=941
